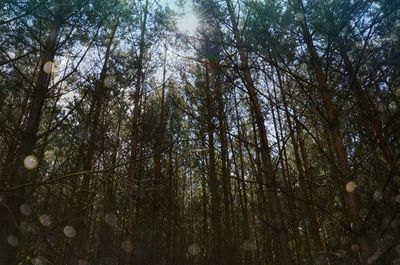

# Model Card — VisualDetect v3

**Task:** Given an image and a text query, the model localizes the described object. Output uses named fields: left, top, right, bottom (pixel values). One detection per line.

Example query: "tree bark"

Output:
left=225, top=1, right=295, bottom=264
left=0, top=4, right=63, bottom=263
left=295, top=0, right=373, bottom=261
left=68, top=21, right=117, bottom=264
left=203, top=62, right=224, bottom=265
left=126, top=1, right=148, bottom=263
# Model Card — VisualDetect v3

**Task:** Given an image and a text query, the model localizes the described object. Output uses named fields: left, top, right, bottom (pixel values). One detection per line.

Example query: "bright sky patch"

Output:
left=177, top=11, right=199, bottom=35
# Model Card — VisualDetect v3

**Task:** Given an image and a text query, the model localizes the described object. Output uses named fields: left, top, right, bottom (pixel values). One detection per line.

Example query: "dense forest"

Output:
left=0, top=0, right=400, bottom=264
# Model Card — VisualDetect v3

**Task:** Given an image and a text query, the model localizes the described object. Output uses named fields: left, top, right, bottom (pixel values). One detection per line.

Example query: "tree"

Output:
left=0, top=0, right=399, bottom=264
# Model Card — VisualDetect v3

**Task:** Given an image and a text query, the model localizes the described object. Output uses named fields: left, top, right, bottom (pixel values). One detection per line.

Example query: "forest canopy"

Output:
left=0, top=0, right=399, bottom=264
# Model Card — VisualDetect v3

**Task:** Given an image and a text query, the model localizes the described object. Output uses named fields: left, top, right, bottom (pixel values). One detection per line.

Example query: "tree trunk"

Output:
left=126, top=1, right=148, bottom=263
left=212, top=60, right=237, bottom=265
left=0, top=5, right=63, bottom=263
left=269, top=85, right=305, bottom=265
left=231, top=91, right=253, bottom=264
left=295, top=0, right=373, bottom=261
left=68, top=22, right=117, bottom=264
left=225, top=1, right=295, bottom=264
left=279, top=72, right=324, bottom=259
left=203, top=62, right=224, bottom=265
left=333, top=29, right=394, bottom=180
left=150, top=44, right=167, bottom=265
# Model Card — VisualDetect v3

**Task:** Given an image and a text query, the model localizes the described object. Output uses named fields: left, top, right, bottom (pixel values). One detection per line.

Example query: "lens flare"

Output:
left=177, top=11, right=199, bottom=34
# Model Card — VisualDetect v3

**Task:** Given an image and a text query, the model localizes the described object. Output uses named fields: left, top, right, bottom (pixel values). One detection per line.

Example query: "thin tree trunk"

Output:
left=69, top=22, right=117, bottom=264
left=269, top=86, right=305, bottom=265
left=126, top=1, right=148, bottom=263
left=213, top=62, right=237, bottom=265
left=0, top=5, right=63, bottom=263
left=225, top=1, right=295, bottom=263
left=295, top=0, right=373, bottom=261
left=201, top=169, right=209, bottom=265
left=232, top=91, right=253, bottom=264
left=279, top=72, right=324, bottom=259
left=97, top=106, right=123, bottom=261
left=203, top=62, right=224, bottom=265
left=150, top=44, right=167, bottom=265
left=333, top=30, right=394, bottom=182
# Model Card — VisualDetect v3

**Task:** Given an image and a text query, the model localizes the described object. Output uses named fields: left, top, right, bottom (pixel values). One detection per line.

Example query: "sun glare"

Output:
left=177, top=11, right=199, bottom=34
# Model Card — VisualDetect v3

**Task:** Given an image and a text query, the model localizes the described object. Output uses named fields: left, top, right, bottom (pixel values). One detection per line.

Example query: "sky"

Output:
left=161, top=0, right=200, bottom=34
